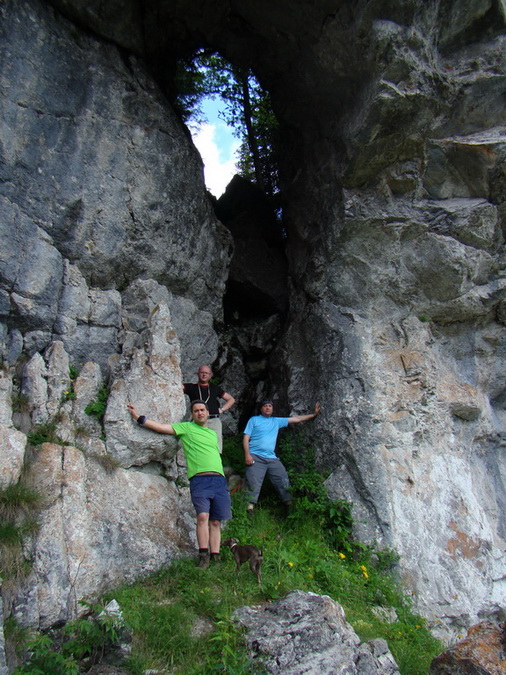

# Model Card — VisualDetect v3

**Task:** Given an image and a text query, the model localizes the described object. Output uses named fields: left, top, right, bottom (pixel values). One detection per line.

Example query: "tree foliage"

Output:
left=175, top=50, right=280, bottom=198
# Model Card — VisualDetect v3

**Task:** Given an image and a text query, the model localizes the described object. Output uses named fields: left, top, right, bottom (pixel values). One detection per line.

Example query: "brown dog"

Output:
left=222, top=537, right=263, bottom=584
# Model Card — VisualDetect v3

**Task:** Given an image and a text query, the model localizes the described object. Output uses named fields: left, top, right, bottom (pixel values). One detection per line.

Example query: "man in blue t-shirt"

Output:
left=243, top=399, right=321, bottom=514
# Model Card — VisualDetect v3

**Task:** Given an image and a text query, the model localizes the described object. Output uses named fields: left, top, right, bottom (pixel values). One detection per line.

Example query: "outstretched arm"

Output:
left=127, top=404, right=176, bottom=435
left=219, top=391, right=235, bottom=414
left=288, top=402, right=321, bottom=425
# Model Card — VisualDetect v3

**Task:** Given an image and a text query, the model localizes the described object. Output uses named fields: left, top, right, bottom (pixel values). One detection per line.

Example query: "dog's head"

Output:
left=222, top=537, right=238, bottom=548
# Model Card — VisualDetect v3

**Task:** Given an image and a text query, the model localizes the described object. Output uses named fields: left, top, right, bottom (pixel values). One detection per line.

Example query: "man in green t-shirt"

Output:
left=127, top=399, right=232, bottom=569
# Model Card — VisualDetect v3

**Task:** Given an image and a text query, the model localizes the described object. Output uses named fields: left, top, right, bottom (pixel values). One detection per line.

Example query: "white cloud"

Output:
left=192, top=123, right=240, bottom=198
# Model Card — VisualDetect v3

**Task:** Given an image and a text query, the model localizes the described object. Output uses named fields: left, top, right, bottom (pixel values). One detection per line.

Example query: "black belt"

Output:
left=208, top=414, right=220, bottom=418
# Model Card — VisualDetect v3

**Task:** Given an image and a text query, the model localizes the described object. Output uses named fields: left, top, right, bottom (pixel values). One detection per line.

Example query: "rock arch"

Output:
left=1, top=0, right=505, bottom=644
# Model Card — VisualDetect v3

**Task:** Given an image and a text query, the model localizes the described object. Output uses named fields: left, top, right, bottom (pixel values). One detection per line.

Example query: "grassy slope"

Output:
left=107, top=493, right=442, bottom=674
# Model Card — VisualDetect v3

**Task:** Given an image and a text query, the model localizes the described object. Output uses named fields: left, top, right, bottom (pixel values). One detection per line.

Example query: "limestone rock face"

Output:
left=105, top=303, right=185, bottom=468
left=3, top=306, right=195, bottom=634
left=16, top=442, right=194, bottom=630
left=0, top=425, right=26, bottom=490
left=0, top=0, right=232, bottom=343
left=233, top=590, right=400, bottom=675
left=0, top=0, right=505, bottom=652
left=216, top=176, right=289, bottom=316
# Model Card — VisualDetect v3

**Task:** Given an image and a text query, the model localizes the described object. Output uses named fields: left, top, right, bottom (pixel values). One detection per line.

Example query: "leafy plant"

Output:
left=63, top=366, right=80, bottom=402
left=205, top=613, right=252, bottom=674
left=374, top=547, right=401, bottom=572
left=323, top=499, right=355, bottom=551
left=27, top=421, right=63, bottom=446
left=222, top=434, right=246, bottom=476
left=278, top=431, right=357, bottom=553
left=61, top=601, right=122, bottom=665
left=84, top=386, right=109, bottom=421
left=13, top=601, right=124, bottom=674
left=13, top=634, right=79, bottom=675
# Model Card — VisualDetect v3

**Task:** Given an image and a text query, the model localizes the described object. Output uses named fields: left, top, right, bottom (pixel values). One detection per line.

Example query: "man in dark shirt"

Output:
left=183, top=365, right=235, bottom=452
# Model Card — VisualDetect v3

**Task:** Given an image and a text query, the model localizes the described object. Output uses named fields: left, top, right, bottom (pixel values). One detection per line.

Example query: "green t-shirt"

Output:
left=172, top=422, right=224, bottom=479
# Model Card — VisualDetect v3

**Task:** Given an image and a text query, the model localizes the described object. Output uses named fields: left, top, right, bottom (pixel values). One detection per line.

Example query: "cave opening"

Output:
left=165, top=47, right=290, bottom=407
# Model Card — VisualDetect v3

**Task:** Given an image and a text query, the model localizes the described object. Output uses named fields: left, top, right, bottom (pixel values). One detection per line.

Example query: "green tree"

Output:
left=175, top=50, right=280, bottom=198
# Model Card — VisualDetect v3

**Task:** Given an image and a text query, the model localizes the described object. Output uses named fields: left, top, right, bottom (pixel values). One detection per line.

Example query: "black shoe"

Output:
left=197, top=552, right=210, bottom=569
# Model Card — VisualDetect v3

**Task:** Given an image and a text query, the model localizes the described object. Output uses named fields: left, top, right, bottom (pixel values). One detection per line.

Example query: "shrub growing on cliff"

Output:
left=279, top=430, right=357, bottom=552
left=84, top=385, right=109, bottom=421
left=13, top=634, right=79, bottom=675
left=12, top=601, right=124, bottom=675
left=27, top=420, right=66, bottom=446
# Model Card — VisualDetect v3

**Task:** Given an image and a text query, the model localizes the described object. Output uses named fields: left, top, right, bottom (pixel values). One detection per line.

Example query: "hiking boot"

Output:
left=197, top=552, right=210, bottom=569
left=210, top=553, right=221, bottom=564
left=246, top=505, right=255, bottom=517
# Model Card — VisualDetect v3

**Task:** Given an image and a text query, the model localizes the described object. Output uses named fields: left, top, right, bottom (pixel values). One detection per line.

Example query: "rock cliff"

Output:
left=0, top=0, right=505, bottom=659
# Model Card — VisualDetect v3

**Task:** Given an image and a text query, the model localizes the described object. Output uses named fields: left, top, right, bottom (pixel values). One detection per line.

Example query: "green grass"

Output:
left=105, top=494, right=442, bottom=675
left=11, top=392, right=29, bottom=413
left=0, top=482, right=41, bottom=516
left=27, top=420, right=68, bottom=446
left=0, top=523, right=21, bottom=546
left=9, top=433, right=442, bottom=674
left=0, top=482, right=41, bottom=580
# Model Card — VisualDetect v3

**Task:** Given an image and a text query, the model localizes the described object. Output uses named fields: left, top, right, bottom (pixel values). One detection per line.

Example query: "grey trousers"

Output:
left=207, top=417, right=223, bottom=452
left=245, top=454, right=291, bottom=504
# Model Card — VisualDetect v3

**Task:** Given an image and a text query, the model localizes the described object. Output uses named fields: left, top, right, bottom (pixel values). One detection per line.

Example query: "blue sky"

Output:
left=190, top=97, right=241, bottom=198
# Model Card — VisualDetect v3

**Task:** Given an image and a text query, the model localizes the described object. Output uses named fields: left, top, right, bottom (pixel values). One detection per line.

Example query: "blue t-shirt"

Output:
left=243, top=415, right=289, bottom=459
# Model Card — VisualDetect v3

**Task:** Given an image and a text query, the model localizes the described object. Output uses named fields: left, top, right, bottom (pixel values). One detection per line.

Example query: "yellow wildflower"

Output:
left=338, top=553, right=346, bottom=559
left=360, top=565, right=367, bottom=572
left=288, top=562, right=294, bottom=567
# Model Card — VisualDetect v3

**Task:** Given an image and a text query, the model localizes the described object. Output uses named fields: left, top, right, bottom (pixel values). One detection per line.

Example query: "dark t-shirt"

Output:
left=183, top=383, right=225, bottom=415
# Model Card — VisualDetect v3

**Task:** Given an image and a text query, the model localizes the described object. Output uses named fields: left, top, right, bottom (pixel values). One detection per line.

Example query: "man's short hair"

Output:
left=261, top=399, right=273, bottom=406
left=190, top=399, right=209, bottom=411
